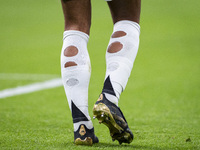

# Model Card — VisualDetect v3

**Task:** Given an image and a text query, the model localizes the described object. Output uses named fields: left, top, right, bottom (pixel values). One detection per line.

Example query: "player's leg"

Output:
left=107, top=0, right=140, bottom=24
left=60, top=0, right=98, bottom=145
left=61, top=0, right=91, bottom=34
left=93, top=0, right=141, bottom=144
left=105, top=0, right=141, bottom=105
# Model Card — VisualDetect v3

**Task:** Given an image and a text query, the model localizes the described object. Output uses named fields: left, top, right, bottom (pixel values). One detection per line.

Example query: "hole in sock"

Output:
left=64, top=46, right=78, bottom=57
left=111, top=31, right=127, bottom=38
left=64, top=61, right=77, bottom=68
left=66, top=78, right=79, bottom=86
left=107, top=42, right=123, bottom=53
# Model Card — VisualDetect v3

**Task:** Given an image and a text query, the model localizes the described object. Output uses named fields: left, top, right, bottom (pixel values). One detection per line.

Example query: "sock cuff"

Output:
left=63, top=30, right=89, bottom=42
left=113, top=20, right=140, bottom=35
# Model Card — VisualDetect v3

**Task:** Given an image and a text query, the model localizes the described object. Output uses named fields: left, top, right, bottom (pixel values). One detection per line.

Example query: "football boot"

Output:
left=93, top=93, right=133, bottom=144
left=74, top=124, right=99, bottom=145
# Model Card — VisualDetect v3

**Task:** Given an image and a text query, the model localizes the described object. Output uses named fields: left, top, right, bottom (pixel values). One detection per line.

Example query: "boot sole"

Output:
left=74, top=137, right=93, bottom=146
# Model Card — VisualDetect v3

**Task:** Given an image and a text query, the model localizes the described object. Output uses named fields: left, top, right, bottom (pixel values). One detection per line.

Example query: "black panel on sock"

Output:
left=102, top=76, right=116, bottom=96
left=71, top=101, right=89, bottom=123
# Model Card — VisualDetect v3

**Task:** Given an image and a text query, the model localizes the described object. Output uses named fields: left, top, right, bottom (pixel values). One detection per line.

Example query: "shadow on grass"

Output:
left=93, top=142, right=162, bottom=149
left=62, top=141, right=170, bottom=150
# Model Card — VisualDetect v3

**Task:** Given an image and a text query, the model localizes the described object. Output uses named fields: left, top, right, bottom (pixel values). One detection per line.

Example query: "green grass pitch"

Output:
left=0, top=0, right=200, bottom=149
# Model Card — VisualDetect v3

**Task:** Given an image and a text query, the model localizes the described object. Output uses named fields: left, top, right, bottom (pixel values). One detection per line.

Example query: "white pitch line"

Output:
left=0, top=78, right=63, bottom=99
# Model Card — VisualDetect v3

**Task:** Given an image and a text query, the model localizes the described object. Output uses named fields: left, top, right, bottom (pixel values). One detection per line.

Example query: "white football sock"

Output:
left=61, top=30, right=93, bottom=130
left=103, top=20, right=140, bottom=106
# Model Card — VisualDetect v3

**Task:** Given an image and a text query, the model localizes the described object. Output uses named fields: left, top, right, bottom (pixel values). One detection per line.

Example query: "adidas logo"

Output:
left=79, top=125, right=86, bottom=136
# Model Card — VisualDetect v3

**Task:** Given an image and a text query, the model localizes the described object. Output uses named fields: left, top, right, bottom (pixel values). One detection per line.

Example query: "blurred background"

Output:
left=0, top=0, right=199, bottom=149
